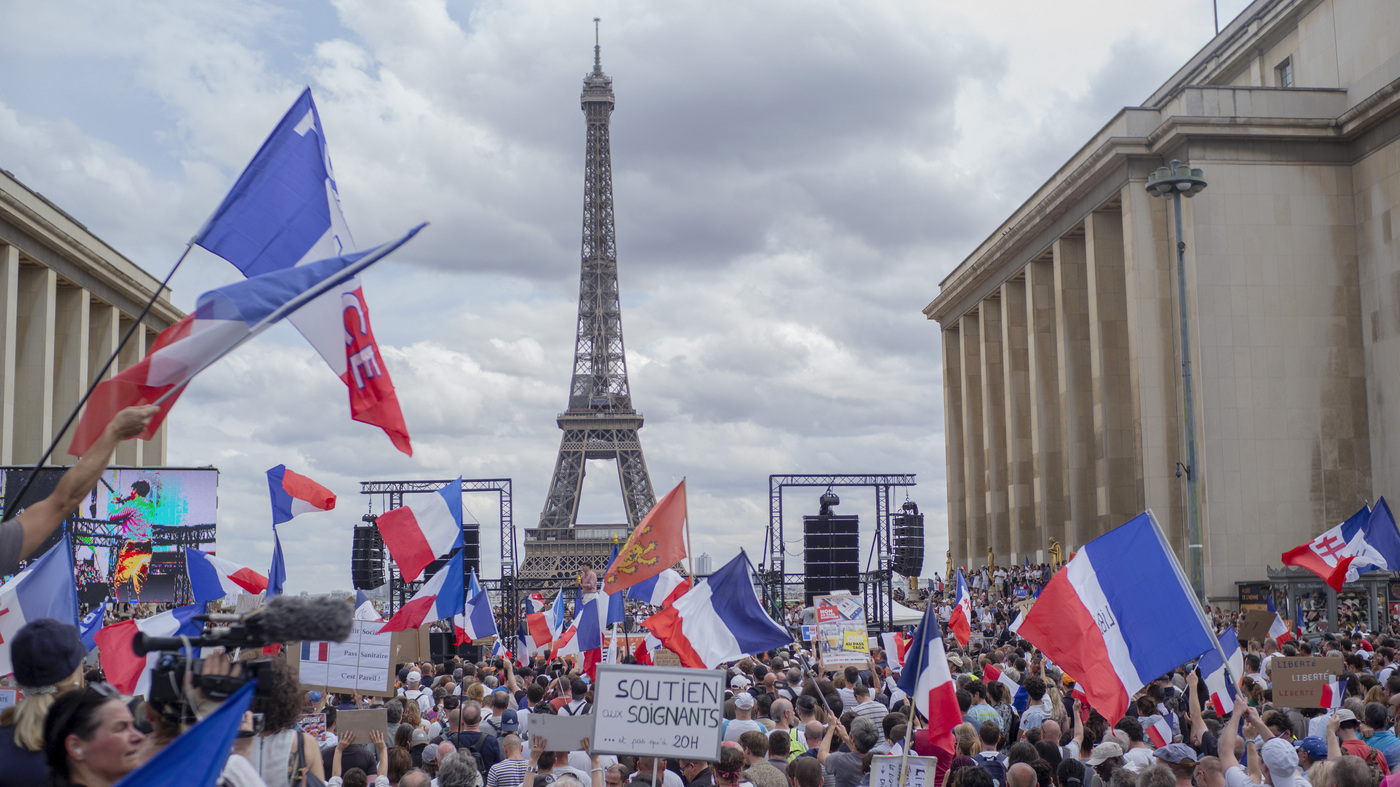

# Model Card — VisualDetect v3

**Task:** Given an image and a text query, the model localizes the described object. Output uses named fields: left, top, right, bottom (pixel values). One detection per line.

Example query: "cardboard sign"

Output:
left=653, top=649, right=682, bottom=667
left=530, top=712, right=595, bottom=752
left=816, top=594, right=869, bottom=665
left=0, top=689, right=16, bottom=712
left=337, top=708, right=388, bottom=745
left=1236, top=610, right=1277, bottom=643
left=589, top=663, right=726, bottom=761
left=1271, top=657, right=1346, bottom=708
left=297, top=620, right=395, bottom=696
left=872, top=755, right=938, bottom=787
left=391, top=626, right=432, bottom=666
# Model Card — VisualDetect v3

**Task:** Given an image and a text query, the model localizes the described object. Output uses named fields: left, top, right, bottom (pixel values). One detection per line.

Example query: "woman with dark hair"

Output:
left=1056, top=757, right=1087, bottom=787
left=42, top=686, right=145, bottom=787
left=247, top=659, right=325, bottom=786
left=714, top=745, right=755, bottom=787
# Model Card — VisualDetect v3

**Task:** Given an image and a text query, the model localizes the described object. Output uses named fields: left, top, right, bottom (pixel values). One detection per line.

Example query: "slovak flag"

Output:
left=1321, top=676, right=1347, bottom=709
left=1266, top=598, right=1295, bottom=645
left=949, top=569, right=972, bottom=647
left=69, top=227, right=425, bottom=456
left=194, top=88, right=412, bottom=456
left=1015, top=512, right=1218, bottom=723
left=896, top=595, right=961, bottom=751
left=642, top=553, right=792, bottom=669
left=0, top=534, right=81, bottom=675
left=453, top=569, right=498, bottom=645
left=1281, top=505, right=1373, bottom=591
left=1146, top=716, right=1174, bottom=747
left=375, top=478, right=463, bottom=582
left=186, top=549, right=269, bottom=603
left=1197, top=628, right=1241, bottom=716
left=624, top=568, right=687, bottom=607
left=378, top=549, right=465, bottom=633
left=983, top=664, right=1021, bottom=700
left=95, top=604, right=204, bottom=696
left=881, top=632, right=912, bottom=669
left=267, top=465, right=336, bottom=525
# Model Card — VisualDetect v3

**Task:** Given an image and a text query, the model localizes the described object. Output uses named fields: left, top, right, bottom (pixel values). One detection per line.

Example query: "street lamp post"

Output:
left=1146, top=160, right=1208, bottom=603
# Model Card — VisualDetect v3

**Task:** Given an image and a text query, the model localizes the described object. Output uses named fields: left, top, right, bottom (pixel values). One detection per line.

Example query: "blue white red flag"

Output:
left=881, top=631, right=912, bottom=669
left=1146, top=716, right=1173, bottom=747
left=453, top=569, right=498, bottom=645
left=983, top=663, right=1020, bottom=700
left=378, top=549, right=465, bottom=633
left=114, top=679, right=255, bottom=787
left=525, top=593, right=547, bottom=614
left=96, top=604, right=203, bottom=696
left=267, top=464, right=336, bottom=525
left=949, top=569, right=972, bottom=647
left=642, top=553, right=791, bottom=669
left=548, top=590, right=569, bottom=638
left=896, top=596, right=961, bottom=750
left=1355, top=498, right=1400, bottom=580
left=1281, top=505, right=1372, bottom=591
left=267, top=528, right=287, bottom=599
left=492, top=638, right=513, bottom=661
left=1015, top=511, right=1217, bottom=723
left=0, top=534, right=81, bottom=674
left=625, top=568, right=687, bottom=607
left=186, top=548, right=268, bottom=603
left=69, top=226, right=425, bottom=456
left=576, top=594, right=605, bottom=676
left=1265, top=597, right=1295, bottom=645
left=79, top=598, right=107, bottom=651
left=194, top=88, right=412, bottom=456
left=375, top=478, right=463, bottom=582
left=551, top=619, right=580, bottom=660
left=1321, top=676, right=1347, bottom=709
left=354, top=589, right=381, bottom=621
left=1197, top=627, right=1240, bottom=716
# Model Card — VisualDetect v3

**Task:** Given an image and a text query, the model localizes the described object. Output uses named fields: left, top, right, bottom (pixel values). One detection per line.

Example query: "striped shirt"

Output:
left=488, top=758, right=531, bottom=787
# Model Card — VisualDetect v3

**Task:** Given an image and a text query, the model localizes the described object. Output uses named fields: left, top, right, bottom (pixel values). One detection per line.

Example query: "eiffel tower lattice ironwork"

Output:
left=521, top=24, right=657, bottom=581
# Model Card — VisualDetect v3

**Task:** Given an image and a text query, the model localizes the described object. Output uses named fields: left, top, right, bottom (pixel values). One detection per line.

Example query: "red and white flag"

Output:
left=1146, top=716, right=1173, bottom=748
left=881, top=632, right=912, bottom=669
left=1280, top=506, right=1374, bottom=591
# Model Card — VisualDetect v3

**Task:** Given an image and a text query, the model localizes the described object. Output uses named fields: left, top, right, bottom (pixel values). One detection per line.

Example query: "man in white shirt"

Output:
left=724, top=693, right=768, bottom=742
left=399, top=671, right=433, bottom=714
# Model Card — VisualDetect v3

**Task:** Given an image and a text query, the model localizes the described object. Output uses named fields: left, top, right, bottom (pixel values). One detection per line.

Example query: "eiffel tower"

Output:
left=520, top=24, right=657, bottom=581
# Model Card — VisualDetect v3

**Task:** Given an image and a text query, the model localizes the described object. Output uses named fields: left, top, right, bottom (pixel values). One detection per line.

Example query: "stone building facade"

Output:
left=0, top=168, right=183, bottom=466
left=925, top=0, right=1400, bottom=601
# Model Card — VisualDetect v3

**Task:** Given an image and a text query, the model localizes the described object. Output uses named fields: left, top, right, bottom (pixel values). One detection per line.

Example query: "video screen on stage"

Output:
left=75, top=468, right=220, bottom=604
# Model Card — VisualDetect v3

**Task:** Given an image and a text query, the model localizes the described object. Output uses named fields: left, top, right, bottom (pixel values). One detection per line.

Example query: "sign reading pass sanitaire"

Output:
left=590, top=663, right=725, bottom=762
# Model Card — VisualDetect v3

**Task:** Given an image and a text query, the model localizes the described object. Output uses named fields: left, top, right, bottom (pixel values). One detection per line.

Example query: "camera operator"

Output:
left=0, top=619, right=89, bottom=785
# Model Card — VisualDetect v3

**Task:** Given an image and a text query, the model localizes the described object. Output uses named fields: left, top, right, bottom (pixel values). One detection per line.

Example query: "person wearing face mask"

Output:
left=42, top=686, right=146, bottom=787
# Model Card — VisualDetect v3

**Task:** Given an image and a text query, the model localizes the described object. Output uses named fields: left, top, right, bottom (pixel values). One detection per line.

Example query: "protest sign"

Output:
left=298, top=619, right=394, bottom=695
left=816, top=594, right=869, bottom=665
left=297, top=713, right=328, bottom=744
left=0, top=689, right=15, bottom=712
left=1236, top=610, right=1276, bottom=643
left=653, top=649, right=682, bottom=667
left=872, top=755, right=938, bottom=787
left=1271, top=657, right=1346, bottom=708
left=530, top=713, right=595, bottom=753
left=337, top=708, right=388, bottom=744
left=800, top=625, right=816, bottom=642
left=391, top=625, right=431, bottom=665
left=590, top=663, right=725, bottom=761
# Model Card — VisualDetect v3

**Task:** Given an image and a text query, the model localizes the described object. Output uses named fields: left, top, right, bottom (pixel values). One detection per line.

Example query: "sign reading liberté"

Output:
left=590, top=664, right=725, bottom=761
left=1272, top=657, right=1346, bottom=708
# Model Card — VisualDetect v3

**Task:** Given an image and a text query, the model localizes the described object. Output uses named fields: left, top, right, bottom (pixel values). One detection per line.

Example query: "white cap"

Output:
left=408, top=671, right=422, bottom=684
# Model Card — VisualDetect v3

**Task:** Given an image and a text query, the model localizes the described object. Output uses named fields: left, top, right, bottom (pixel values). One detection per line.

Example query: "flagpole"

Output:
left=683, top=478, right=694, bottom=588
left=899, top=601, right=935, bottom=787
left=1, top=239, right=196, bottom=521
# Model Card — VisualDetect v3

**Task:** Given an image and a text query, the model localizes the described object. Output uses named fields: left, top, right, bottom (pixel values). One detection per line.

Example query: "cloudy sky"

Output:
left=0, top=0, right=1253, bottom=596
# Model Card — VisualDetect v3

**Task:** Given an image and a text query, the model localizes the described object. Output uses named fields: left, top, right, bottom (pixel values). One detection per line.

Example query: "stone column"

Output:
left=115, top=316, right=146, bottom=466
left=14, top=266, right=56, bottom=463
left=980, top=295, right=1010, bottom=566
left=1086, top=207, right=1143, bottom=532
left=147, top=326, right=166, bottom=464
left=52, top=284, right=90, bottom=465
left=1055, top=236, right=1096, bottom=548
left=1002, top=278, right=1034, bottom=561
left=960, top=312, right=987, bottom=566
left=0, top=246, right=18, bottom=464
left=88, top=300, right=120, bottom=388
left=1026, top=258, right=1066, bottom=554
left=943, top=326, right=967, bottom=569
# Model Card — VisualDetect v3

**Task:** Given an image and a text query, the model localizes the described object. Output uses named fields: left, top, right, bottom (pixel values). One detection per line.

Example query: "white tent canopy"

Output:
left=882, top=595, right=924, bottom=626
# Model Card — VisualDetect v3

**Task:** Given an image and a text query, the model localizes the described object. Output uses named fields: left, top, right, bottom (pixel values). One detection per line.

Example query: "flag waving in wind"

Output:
left=454, top=569, right=498, bottom=645
left=0, top=534, right=81, bottom=674
left=378, top=549, right=465, bottom=634
left=949, top=569, right=972, bottom=647
left=267, top=465, right=336, bottom=525
left=604, top=480, right=687, bottom=593
left=642, top=552, right=791, bottom=669
left=897, top=596, right=961, bottom=751
left=70, top=226, right=425, bottom=456
left=375, top=478, right=463, bottom=582
left=1281, top=505, right=1373, bottom=591
left=186, top=548, right=268, bottom=603
left=194, top=88, right=411, bottom=455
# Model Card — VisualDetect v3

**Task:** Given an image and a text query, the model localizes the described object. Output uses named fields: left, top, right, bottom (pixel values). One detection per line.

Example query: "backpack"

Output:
left=975, top=752, right=1008, bottom=787
left=449, top=731, right=491, bottom=772
left=560, top=700, right=592, bottom=716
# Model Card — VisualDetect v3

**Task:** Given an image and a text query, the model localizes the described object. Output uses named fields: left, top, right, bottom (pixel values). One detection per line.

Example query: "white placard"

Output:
left=528, top=713, right=594, bottom=752
left=0, top=689, right=16, bottom=712
left=872, top=755, right=937, bottom=787
left=589, top=663, right=725, bottom=761
left=298, top=620, right=393, bottom=692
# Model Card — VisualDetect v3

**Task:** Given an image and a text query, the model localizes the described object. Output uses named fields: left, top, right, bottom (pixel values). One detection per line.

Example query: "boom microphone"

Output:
left=132, top=595, right=355, bottom=656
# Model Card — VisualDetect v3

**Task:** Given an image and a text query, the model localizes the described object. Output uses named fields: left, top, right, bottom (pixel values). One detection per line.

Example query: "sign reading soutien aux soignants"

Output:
left=589, top=664, right=725, bottom=761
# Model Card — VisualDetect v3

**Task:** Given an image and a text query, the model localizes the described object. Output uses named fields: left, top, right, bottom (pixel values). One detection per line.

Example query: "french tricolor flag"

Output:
left=267, top=465, right=336, bottom=525
left=301, top=641, right=331, bottom=662
left=525, top=593, right=547, bottom=614
left=375, top=478, right=463, bottom=582
left=1321, top=676, right=1347, bottom=709
left=983, top=663, right=1021, bottom=699
left=1197, top=627, right=1241, bottom=716
left=1266, top=597, right=1295, bottom=645
left=378, top=548, right=465, bottom=633
left=1015, top=512, right=1218, bottom=723
left=624, top=568, right=688, bottom=607
left=453, top=569, right=498, bottom=645
left=881, top=632, right=912, bottom=669
left=95, top=604, right=204, bottom=697
left=896, top=595, right=961, bottom=751
left=0, top=535, right=81, bottom=675
left=492, top=638, right=512, bottom=661
left=949, top=569, right=972, bottom=647
left=642, top=553, right=792, bottom=669
left=1146, top=716, right=1173, bottom=747
left=186, top=548, right=269, bottom=602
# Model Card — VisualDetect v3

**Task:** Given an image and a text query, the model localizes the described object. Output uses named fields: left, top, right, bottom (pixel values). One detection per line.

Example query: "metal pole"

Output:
left=1174, top=191, right=1206, bottom=603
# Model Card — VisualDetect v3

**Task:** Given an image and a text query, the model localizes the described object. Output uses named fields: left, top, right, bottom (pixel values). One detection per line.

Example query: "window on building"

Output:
left=1276, top=57, right=1294, bottom=88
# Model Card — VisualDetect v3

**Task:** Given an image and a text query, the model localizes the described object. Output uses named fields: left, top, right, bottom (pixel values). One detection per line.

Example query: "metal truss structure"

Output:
left=525, top=32, right=657, bottom=580
left=761, top=474, right=917, bottom=632
left=359, top=479, right=514, bottom=630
